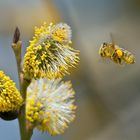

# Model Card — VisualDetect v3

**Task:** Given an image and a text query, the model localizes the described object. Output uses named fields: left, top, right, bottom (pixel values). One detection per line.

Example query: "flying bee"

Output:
left=99, top=42, right=135, bottom=64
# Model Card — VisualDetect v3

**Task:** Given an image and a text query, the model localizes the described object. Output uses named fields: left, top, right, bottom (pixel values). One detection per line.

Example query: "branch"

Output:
left=12, top=27, right=33, bottom=140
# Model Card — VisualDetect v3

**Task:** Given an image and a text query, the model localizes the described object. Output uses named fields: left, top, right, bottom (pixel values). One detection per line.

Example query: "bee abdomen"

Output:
left=122, top=49, right=135, bottom=64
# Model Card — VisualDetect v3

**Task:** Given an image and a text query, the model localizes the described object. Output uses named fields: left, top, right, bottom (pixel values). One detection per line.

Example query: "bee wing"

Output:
left=110, top=32, right=115, bottom=44
left=98, top=57, right=112, bottom=64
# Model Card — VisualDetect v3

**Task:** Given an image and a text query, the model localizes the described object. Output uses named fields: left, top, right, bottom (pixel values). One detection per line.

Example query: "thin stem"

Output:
left=12, top=41, right=22, bottom=90
left=18, top=105, right=26, bottom=140
left=12, top=41, right=33, bottom=140
left=18, top=75, right=32, bottom=140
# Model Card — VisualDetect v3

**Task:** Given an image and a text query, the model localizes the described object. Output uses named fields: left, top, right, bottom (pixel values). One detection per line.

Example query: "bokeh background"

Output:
left=0, top=0, right=140, bottom=140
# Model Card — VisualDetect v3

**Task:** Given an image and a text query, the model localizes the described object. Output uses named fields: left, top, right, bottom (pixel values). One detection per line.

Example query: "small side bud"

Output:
left=0, top=111, right=18, bottom=121
left=11, top=27, right=22, bottom=69
left=13, top=27, right=20, bottom=43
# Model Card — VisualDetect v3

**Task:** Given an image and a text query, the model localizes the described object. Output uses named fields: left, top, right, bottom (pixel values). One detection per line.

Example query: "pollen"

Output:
left=0, top=71, right=23, bottom=112
left=23, top=22, right=79, bottom=80
left=51, top=23, right=72, bottom=43
left=116, top=49, right=123, bottom=57
left=26, top=78, right=76, bottom=135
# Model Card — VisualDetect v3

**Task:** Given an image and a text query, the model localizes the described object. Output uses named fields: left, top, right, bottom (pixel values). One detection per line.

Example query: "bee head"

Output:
left=99, top=42, right=108, bottom=57
left=102, top=42, right=108, bottom=47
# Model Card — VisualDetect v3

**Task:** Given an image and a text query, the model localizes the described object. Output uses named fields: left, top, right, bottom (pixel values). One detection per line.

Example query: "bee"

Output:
left=99, top=42, right=135, bottom=64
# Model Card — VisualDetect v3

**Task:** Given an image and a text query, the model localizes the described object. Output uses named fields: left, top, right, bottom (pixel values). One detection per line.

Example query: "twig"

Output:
left=12, top=27, right=33, bottom=140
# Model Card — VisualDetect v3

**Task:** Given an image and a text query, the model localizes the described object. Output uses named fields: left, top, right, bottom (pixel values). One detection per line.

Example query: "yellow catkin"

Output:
left=23, top=22, right=79, bottom=80
left=0, top=71, right=23, bottom=112
left=26, top=78, right=76, bottom=135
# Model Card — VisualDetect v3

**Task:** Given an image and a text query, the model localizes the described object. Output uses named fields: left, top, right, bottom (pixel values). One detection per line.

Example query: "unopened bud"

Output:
left=13, top=27, right=20, bottom=43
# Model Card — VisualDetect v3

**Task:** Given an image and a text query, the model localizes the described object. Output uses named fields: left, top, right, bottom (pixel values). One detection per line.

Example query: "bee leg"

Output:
left=118, top=58, right=122, bottom=64
left=111, top=53, right=118, bottom=64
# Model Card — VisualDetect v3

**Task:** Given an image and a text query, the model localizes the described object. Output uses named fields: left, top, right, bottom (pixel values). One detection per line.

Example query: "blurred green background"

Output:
left=0, top=0, right=140, bottom=140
